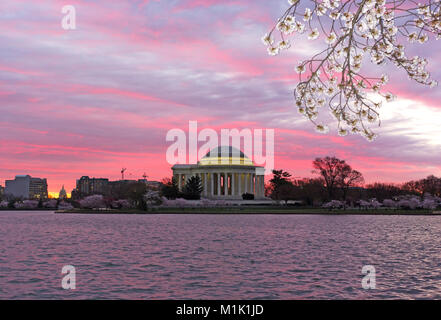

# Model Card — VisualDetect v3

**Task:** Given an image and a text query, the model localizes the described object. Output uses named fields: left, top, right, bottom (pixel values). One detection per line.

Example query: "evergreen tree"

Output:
left=182, top=176, right=203, bottom=200
left=269, top=169, right=295, bottom=202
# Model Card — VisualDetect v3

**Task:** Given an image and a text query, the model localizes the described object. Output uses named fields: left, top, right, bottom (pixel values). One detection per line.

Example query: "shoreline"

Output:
left=54, top=209, right=441, bottom=216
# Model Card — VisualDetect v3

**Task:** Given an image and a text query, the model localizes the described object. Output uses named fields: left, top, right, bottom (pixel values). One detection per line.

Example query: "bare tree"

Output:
left=338, top=168, right=364, bottom=202
left=402, top=175, right=441, bottom=196
left=312, top=156, right=348, bottom=198
left=263, top=0, right=440, bottom=140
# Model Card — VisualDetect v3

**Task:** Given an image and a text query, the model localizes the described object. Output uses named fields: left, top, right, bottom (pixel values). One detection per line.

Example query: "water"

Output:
left=1, top=211, right=441, bottom=299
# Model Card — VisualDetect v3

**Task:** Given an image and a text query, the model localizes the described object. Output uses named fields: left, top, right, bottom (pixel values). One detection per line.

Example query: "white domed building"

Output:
left=172, top=146, right=266, bottom=200
left=59, top=185, right=67, bottom=199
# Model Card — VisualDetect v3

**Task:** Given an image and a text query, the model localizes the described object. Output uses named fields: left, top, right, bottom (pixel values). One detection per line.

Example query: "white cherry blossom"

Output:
left=263, top=0, right=440, bottom=140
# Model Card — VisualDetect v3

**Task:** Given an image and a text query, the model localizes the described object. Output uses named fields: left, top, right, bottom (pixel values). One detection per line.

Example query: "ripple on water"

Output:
left=1, top=212, right=441, bottom=299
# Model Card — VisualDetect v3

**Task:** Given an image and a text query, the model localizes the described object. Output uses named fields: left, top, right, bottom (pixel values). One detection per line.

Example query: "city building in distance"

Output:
left=4, top=175, right=48, bottom=200
left=73, top=176, right=109, bottom=199
left=71, top=175, right=162, bottom=200
left=172, top=146, right=266, bottom=200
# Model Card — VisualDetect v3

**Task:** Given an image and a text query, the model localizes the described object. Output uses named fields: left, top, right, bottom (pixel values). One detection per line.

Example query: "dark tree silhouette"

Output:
left=161, top=177, right=180, bottom=200
left=294, top=177, right=327, bottom=206
left=269, top=170, right=298, bottom=203
left=269, top=169, right=295, bottom=201
left=126, top=181, right=148, bottom=209
left=277, top=183, right=298, bottom=204
left=366, top=182, right=407, bottom=201
left=312, top=156, right=363, bottom=200
left=313, top=156, right=349, bottom=198
left=402, top=175, right=441, bottom=197
left=182, top=176, right=203, bottom=200
left=338, top=168, right=364, bottom=204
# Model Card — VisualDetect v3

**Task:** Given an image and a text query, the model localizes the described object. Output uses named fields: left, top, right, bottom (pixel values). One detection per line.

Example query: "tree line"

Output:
left=268, top=156, right=441, bottom=206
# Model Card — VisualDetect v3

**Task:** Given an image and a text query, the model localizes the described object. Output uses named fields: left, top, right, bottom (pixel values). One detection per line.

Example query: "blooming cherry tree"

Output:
left=422, top=198, right=437, bottom=209
left=43, top=199, right=58, bottom=208
left=322, top=199, right=345, bottom=208
left=397, top=195, right=422, bottom=209
left=79, top=195, right=105, bottom=209
left=14, top=200, right=39, bottom=209
left=111, top=199, right=132, bottom=209
left=370, top=198, right=382, bottom=209
left=382, top=198, right=397, bottom=208
left=359, top=199, right=371, bottom=208
left=263, top=0, right=440, bottom=140
left=144, top=190, right=162, bottom=206
left=58, top=201, right=74, bottom=210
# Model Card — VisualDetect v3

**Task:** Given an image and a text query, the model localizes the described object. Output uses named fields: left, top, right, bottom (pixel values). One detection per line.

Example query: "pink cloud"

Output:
left=0, top=0, right=440, bottom=194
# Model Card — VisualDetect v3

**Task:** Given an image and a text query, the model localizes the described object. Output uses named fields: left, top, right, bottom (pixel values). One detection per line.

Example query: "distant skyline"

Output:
left=1, top=0, right=440, bottom=195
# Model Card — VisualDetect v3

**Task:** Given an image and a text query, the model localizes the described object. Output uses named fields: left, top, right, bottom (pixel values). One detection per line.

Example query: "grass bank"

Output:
left=55, top=207, right=441, bottom=215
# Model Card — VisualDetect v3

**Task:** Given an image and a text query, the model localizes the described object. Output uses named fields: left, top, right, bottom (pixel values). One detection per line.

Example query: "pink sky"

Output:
left=0, top=0, right=440, bottom=195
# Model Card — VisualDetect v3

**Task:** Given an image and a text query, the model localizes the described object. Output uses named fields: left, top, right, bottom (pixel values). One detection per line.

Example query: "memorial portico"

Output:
left=172, top=146, right=266, bottom=200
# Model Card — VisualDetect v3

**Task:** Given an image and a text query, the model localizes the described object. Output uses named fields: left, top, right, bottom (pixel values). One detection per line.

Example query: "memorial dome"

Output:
left=198, top=146, right=253, bottom=166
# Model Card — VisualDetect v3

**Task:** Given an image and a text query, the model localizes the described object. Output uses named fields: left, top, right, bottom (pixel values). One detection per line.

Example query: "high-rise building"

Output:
left=74, top=176, right=109, bottom=198
left=4, top=175, right=48, bottom=199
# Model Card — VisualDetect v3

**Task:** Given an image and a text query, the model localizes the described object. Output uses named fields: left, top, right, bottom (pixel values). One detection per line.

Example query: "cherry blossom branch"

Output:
left=263, top=0, right=440, bottom=140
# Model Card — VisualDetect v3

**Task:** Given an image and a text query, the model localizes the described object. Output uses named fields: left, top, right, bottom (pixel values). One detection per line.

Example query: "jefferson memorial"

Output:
left=172, top=146, right=266, bottom=200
